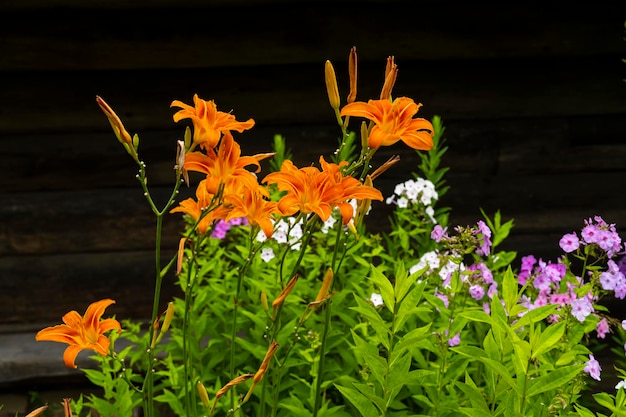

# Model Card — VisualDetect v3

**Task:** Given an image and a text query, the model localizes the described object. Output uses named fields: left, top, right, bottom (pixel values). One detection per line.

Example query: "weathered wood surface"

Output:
left=1, top=0, right=626, bottom=334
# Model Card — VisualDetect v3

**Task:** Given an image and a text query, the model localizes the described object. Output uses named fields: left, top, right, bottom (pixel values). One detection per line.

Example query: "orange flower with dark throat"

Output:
left=35, top=299, right=121, bottom=368
left=340, top=97, right=434, bottom=150
left=170, top=179, right=230, bottom=234
left=184, top=131, right=273, bottom=195
left=263, top=157, right=382, bottom=224
left=223, top=185, right=279, bottom=239
left=171, top=94, right=255, bottom=150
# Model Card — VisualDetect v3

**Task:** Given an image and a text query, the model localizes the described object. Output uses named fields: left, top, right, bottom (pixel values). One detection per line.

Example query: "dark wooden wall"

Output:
left=1, top=0, right=626, bottom=333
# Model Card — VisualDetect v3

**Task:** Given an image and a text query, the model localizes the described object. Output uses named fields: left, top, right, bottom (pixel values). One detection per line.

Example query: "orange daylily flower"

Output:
left=263, top=156, right=382, bottom=224
left=170, top=94, right=255, bottom=150
left=35, top=299, right=121, bottom=369
left=340, top=96, right=434, bottom=150
left=170, top=179, right=230, bottom=234
left=223, top=184, right=279, bottom=238
left=184, top=131, right=273, bottom=195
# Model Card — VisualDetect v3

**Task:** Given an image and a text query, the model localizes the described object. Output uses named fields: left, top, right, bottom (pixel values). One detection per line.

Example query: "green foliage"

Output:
left=41, top=111, right=626, bottom=417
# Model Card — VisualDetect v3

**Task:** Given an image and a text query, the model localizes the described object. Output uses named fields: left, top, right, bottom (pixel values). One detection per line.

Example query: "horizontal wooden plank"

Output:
left=0, top=250, right=182, bottom=324
left=1, top=57, right=625, bottom=137
left=0, top=2, right=624, bottom=71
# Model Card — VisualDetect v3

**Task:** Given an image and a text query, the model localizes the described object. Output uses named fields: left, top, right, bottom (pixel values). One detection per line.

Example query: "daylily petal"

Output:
left=63, top=344, right=83, bottom=369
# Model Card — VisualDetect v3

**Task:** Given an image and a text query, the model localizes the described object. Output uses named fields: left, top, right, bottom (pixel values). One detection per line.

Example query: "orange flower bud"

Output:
left=25, top=405, right=48, bottom=417
left=62, top=398, right=72, bottom=417
left=314, top=268, right=334, bottom=303
left=347, top=46, right=358, bottom=104
left=96, top=96, right=133, bottom=147
left=272, top=275, right=299, bottom=312
left=211, top=373, right=254, bottom=414
left=244, top=341, right=279, bottom=402
left=324, top=60, right=341, bottom=111
left=380, top=57, right=398, bottom=100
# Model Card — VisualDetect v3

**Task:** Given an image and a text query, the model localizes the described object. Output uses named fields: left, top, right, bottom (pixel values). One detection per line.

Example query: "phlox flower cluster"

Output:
left=210, top=217, right=249, bottom=239
left=256, top=217, right=305, bottom=257
left=386, top=177, right=438, bottom=223
left=414, top=222, right=494, bottom=300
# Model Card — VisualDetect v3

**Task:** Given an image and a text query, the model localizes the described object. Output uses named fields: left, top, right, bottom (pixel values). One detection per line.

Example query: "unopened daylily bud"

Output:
left=244, top=341, right=279, bottom=402
left=62, top=398, right=72, bottom=417
left=370, top=155, right=400, bottom=180
left=324, top=60, right=341, bottom=111
left=360, top=121, right=369, bottom=151
left=25, top=405, right=48, bottom=417
left=184, top=125, right=192, bottom=151
left=175, top=140, right=189, bottom=186
left=272, top=275, right=299, bottom=318
left=347, top=46, right=358, bottom=104
left=314, top=268, right=334, bottom=303
left=211, top=373, right=254, bottom=414
left=96, top=96, right=133, bottom=147
left=156, top=301, right=175, bottom=344
left=260, top=290, right=269, bottom=313
left=380, top=58, right=398, bottom=100
left=197, top=380, right=211, bottom=410
left=176, top=237, right=186, bottom=276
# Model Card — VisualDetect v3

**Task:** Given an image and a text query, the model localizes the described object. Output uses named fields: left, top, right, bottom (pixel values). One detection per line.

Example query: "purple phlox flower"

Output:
left=596, top=318, right=610, bottom=339
left=613, top=273, right=626, bottom=299
left=559, top=232, right=580, bottom=253
left=431, top=224, right=448, bottom=242
left=483, top=302, right=491, bottom=314
left=447, top=332, right=461, bottom=347
left=435, top=289, right=449, bottom=308
left=475, top=220, right=492, bottom=256
left=211, top=219, right=232, bottom=239
left=584, top=354, right=602, bottom=381
left=600, top=260, right=621, bottom=291
left=487, top=282, right=498, bottom=299
left=228, top=217, right=248, bottom=226
left=518, top=255, right=537, bottom=286
left=617, top=256, right=626, bottom=276
left=570, top=294, right=594, bottom=322
left=469, top=284, right=485, bottom=301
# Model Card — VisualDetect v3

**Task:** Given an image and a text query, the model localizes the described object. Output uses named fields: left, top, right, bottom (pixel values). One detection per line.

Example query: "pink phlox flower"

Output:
left=570, top=295, right=594, bottom=322
left=532, top=293, right=549, bottom=309
left=549, top=291, right=573, bottom=307
left=475, top=220, right=492, bottom=256
left=596, top=318, right=610, bottom=339
left=559, top=232, right=580, bottom=253
left=548, top=314, right=560, bottom=323
left=431, top=224, right=448, bottom=242
left=518, top=255, right=537, bottom=286
left=584, top=354, right=602, bottom=381
left=581, top=223, right=601, bottom=244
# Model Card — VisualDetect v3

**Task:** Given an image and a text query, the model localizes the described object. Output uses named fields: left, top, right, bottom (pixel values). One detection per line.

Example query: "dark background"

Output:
left=1, top=0, right=626, bottom=390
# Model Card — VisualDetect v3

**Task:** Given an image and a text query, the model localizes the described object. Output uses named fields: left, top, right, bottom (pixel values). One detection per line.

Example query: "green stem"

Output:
left=312, top=220, right=349, bottom=417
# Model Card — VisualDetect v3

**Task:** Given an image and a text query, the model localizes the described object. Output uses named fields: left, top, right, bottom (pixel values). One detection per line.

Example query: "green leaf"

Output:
left=531, top=321, right=566, bottom=358
left=369, top=266, right=395, bottom=313
left=526, top=364, right=585, bottom=397
left=335, top=383, right=381, bottom=417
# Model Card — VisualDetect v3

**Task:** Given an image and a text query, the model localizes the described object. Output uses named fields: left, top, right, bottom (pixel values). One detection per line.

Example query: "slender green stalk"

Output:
left=312, top=220, right=349, bottom=417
